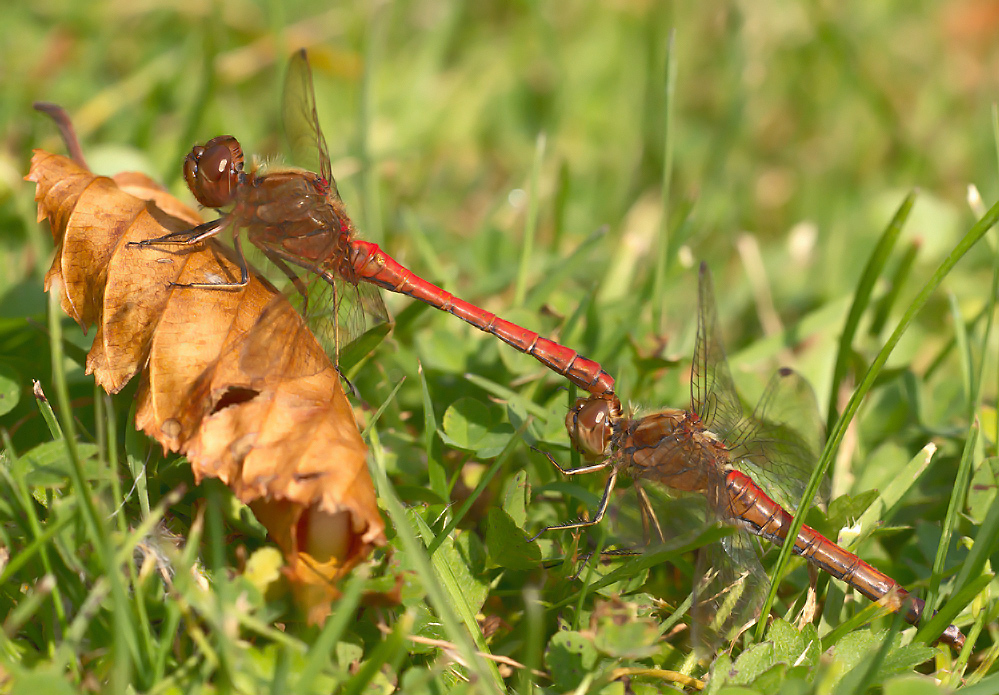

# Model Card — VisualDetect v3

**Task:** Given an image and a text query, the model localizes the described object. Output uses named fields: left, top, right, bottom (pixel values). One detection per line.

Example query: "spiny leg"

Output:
left=527, top=467, right=618, bottom=542
left=129, top=216, right=229, bottom=248
left=635, top=483, right=666, bottom=546
left=129, top=215, right=249, bottom=291
left=169, top=228, right=249, bottom=290
left=534, top=447, right=612, bottom=477
left=259, top=247, right=310, bottom=308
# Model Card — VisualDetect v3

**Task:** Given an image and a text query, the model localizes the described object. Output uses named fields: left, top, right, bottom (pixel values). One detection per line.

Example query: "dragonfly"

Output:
left=130, top=49, right=614, bottom=396
left=532, top=263, right=965, bottom=650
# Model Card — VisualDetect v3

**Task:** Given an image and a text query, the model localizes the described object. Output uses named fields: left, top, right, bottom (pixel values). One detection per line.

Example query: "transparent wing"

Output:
left=237, top=283, right=333, bottom=382
left=692, top=533, right=769, bottom=655
left=726, top=367, right=828, bottom=512
left=610, top=480, right=710, bottom=550
left=575, top=480, right=767, bottom=655
left=233, top=174, right=389, bottom=369
left=354, top=280, right=390, bottom=326
left=691, top=263, right=746, bottom=437
left=283, top=49, right=337, bottom=199
left=239, top=270, right=390, bottom=381
left=691, top=264, right=827, bottom=512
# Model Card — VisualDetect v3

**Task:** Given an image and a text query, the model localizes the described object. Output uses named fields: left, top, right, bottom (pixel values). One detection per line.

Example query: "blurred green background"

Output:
left=3, top=1, right=997, bottom=394
left=1, top=0, right=998, bottom=691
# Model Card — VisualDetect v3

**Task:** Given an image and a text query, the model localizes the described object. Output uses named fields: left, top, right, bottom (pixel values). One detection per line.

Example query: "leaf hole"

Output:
left=211, top=386, right=260, bottom=414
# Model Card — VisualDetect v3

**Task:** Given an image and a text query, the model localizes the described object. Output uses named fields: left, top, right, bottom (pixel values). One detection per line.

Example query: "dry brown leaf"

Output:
left=27, top=150, right=386, bottom=622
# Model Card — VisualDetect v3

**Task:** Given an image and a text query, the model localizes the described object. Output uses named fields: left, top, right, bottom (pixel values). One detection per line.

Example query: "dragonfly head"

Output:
left=184, top=135, right=245, bottom=209
left=566, top=395, right=622, bottom=459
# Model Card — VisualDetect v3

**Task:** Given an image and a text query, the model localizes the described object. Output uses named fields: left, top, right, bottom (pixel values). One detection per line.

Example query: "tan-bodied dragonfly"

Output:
left=131, top=49, right=613, bottom=396
left=532, top=263, right=965, bottom=649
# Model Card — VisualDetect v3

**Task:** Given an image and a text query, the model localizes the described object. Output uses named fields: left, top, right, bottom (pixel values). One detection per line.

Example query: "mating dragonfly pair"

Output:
left=132, top=49, right=965, bottom=650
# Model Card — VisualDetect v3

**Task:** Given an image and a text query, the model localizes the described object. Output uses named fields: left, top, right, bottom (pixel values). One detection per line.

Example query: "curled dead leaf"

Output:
left=27, top=150, right=386, bottom=622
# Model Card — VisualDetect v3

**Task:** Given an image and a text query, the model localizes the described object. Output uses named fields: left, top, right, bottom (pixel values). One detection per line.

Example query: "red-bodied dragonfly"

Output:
left=131, top=49, right=613, bottom=396
left=532, top=263, right=965, bottom=650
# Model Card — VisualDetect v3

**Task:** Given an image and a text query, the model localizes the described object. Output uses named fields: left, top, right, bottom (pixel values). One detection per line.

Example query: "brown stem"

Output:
left=33, top=102, right=89, bottom=169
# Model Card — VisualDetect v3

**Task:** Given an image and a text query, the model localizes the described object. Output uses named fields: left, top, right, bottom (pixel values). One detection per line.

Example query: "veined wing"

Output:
left=692, top=533, right=769, bottom=655
left=691, top=263, right=747, bottom=439
left=283, top=49, right=337, bottom=199
left=725, top=367, right=827, bottom=514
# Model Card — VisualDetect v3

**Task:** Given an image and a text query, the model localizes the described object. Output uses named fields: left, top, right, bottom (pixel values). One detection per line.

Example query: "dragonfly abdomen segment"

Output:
left=349, top=240, right=615, bottom=396
left=725, top=470, right=964, bottom=648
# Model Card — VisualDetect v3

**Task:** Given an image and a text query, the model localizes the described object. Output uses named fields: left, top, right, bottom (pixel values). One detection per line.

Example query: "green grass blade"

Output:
left=924, top=338, right=977, bottom=617
left=418, top=363, right=448, bottom=500
left=524, top=225, right=607, bottom=311
left=341, top=613, right=411, bottom=695
left=824, top=191, right=914, bottom=435
left=368, top=426, right=504, bottom=694
left=654, top=29, right=677, bottom=333
left=514, top=132, right=546, bottom=308
left=757, top=194, right=999, bottom=643
left=295, top=568, right=371, bottom=691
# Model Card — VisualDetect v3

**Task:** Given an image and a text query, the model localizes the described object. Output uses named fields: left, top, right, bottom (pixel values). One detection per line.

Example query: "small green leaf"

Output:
left=749, top=664, right=788, bottom=692
left=729, top=641, right=775, bottom=685
left=440, top=397, right=515, bottom=457
left=0, top=362, right=21, bottom=416
left=334, top=638, right=364, bottom=670
left=414, top=326, right=469, bottom=374
left=500, top=469, right=530, bottom=528
left=828, top=629, right=935, bottom=693
left=9, top=668, right=78, bottom=695
left=441, top=397, right=494, bottom=450
left=705, top=652, right=734, bottom=694
left=768, top=619, right=800, bottom=661
left=485, top=507, right=540, bottom=570
left=826, top=629, right=937, bottom=691
left=826, top=490, right=879, bottom=531
left=545, top=631, right=597, bottom=690
left=13, top=441, right=103, bottom=491
left=767, top=618, right=820, bottom=669
left=592, top=614, right=658, bottom=659
left=883, top=675, right=944, bottom=695
left=405, top=509, right=489, bottom=618
left=409, top=602, right=446, bottom=650
left=876, top=642, right=936, bottom=680
left=828, top=629, right=883, bottom=672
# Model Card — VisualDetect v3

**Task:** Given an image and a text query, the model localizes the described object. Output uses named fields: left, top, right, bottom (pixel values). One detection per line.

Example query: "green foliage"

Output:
left=2, top=1, right=998, bottom=693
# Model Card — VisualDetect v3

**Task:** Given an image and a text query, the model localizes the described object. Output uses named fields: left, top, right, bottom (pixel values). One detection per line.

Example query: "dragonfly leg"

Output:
left=250, top=244, right=339, bottom=316
left=169, top=229, right=249, bottom=290
left=565, top=546, right=644, bottom=581
left=128, top=217, right=228, bottom=247
left=635, top=483, right=666, bottom=545
left=259, top=247, right=311, bottom=307
left=527, top=468, right=618, bottom=542
left=534, top=447, right=611, bottom=477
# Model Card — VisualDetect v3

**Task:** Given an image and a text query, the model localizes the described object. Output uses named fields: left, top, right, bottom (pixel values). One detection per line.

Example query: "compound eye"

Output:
left=565, top=397, right=614, bottom=458
left=184, top=136, right=243, bottom=208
